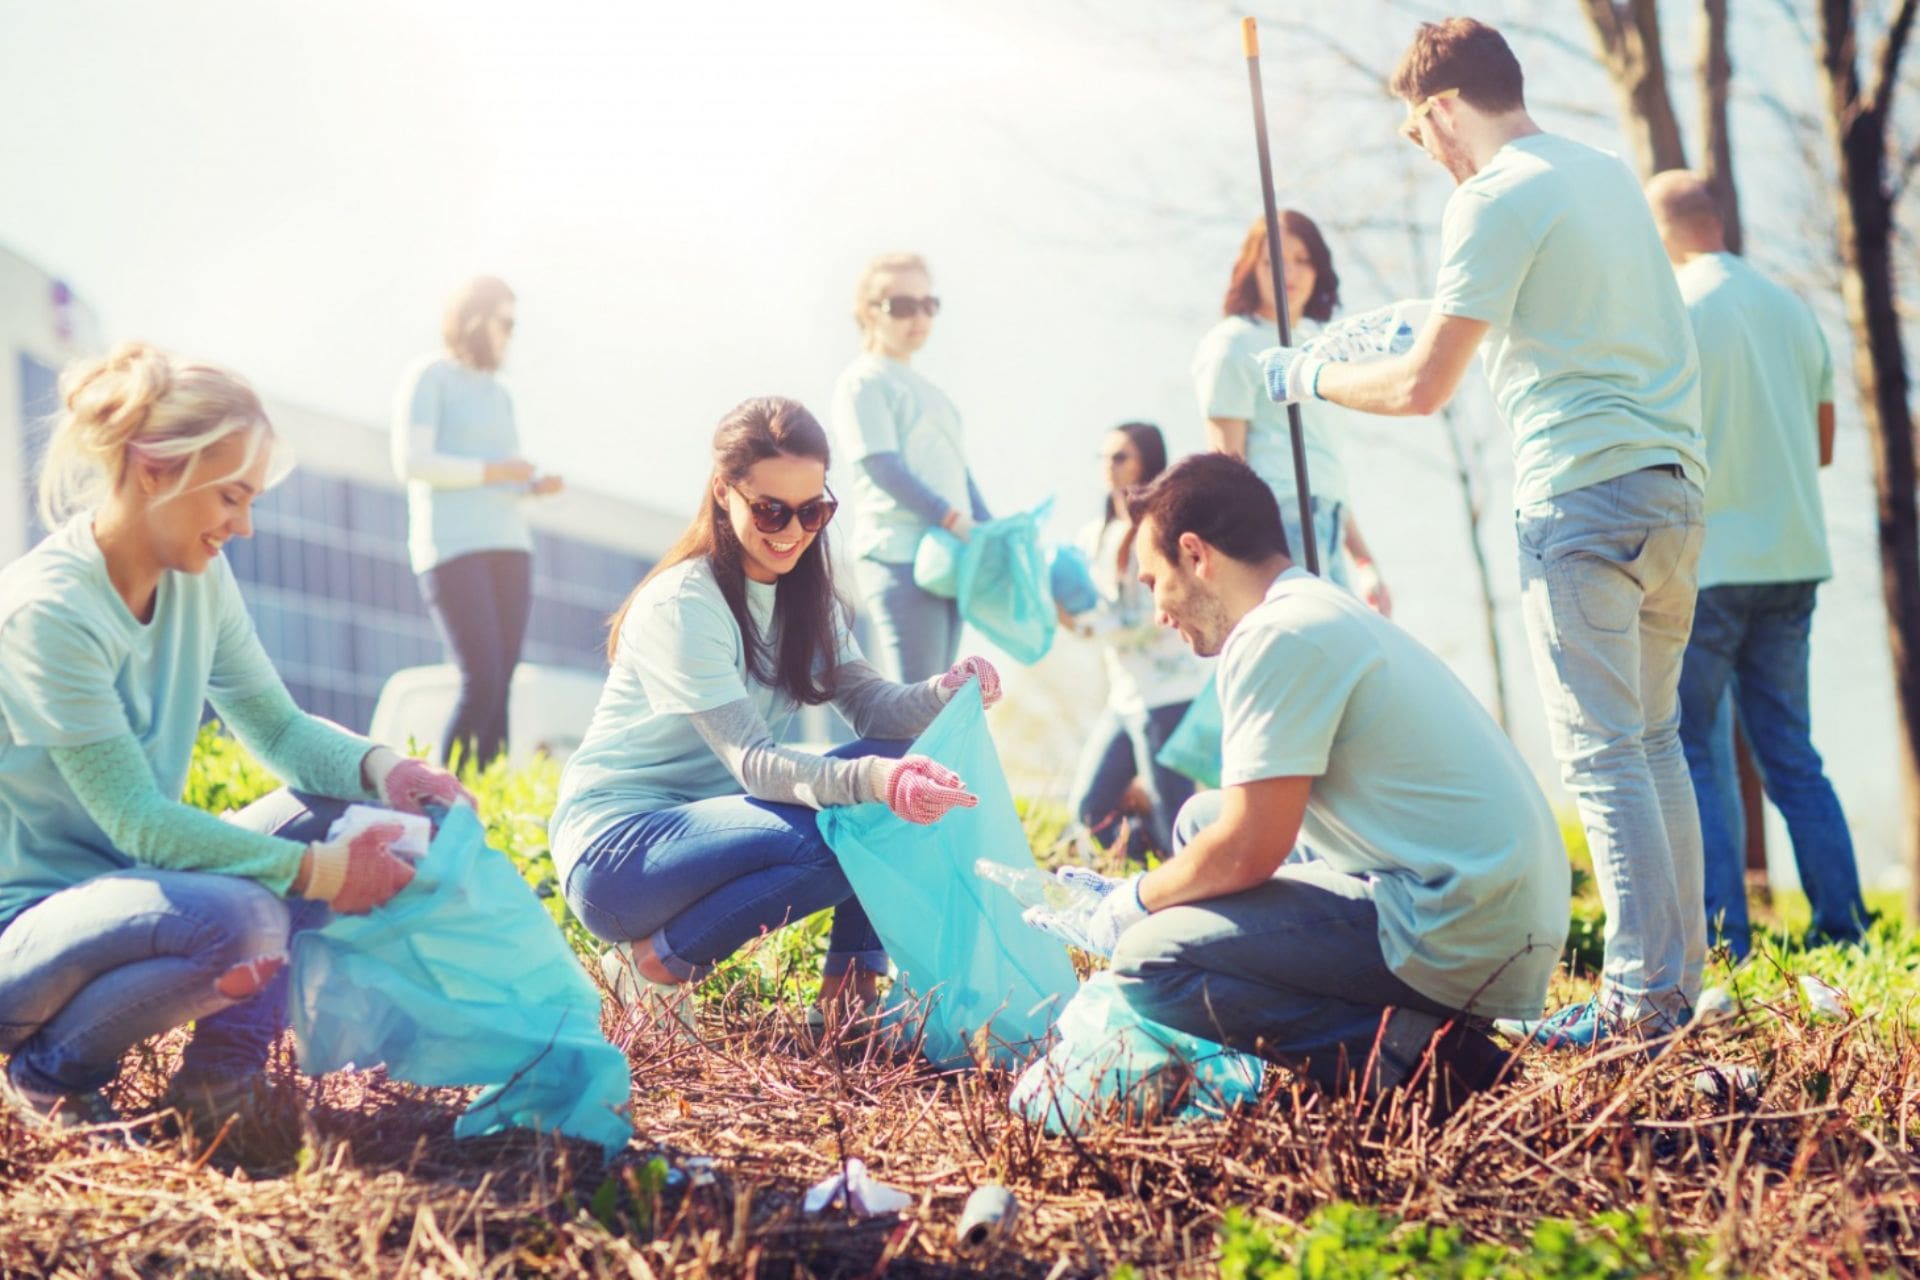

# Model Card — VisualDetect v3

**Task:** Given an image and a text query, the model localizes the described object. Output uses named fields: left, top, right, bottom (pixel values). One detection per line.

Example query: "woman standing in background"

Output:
left=392, top=276, right=563, bottom=771
left=1191, top=213, right=1390, bottom=611
left=1061, top=422, right=1211, bottom=862
left=830, top=253, right=993, bottom=683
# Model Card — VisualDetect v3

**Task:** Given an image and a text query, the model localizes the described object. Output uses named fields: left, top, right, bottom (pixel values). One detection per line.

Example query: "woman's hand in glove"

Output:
left=936, top=655, right=1003, bottom=709
left=865, top=754, right=978, bottom=824
left=299, top=823, right=415, bottom=914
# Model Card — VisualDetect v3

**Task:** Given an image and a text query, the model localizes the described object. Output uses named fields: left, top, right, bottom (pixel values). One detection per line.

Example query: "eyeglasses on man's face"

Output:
left=1401, top=86, right=1459, bottom=146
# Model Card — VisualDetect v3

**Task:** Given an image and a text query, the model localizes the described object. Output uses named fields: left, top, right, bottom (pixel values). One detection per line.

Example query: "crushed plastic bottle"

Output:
left=973, top=859, right=1101, bottom=915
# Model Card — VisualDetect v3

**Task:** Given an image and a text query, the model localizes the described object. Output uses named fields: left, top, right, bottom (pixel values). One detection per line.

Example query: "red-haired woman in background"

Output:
left=1191, top=213, right=1389, bottom=611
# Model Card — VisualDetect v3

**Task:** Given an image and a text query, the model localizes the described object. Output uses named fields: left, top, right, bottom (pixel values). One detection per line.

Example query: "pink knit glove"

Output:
left=302, top=824, right=415, bottom=915
left=370, top=753, right=475, bottom=815
left=876, top=755, right=978, bottom=825
left=937, top=655, right=1003, bottom=709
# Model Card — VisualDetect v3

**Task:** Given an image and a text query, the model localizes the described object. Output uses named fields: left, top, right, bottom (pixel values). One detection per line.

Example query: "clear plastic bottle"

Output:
left=974, top=859, right=1101, bottom=914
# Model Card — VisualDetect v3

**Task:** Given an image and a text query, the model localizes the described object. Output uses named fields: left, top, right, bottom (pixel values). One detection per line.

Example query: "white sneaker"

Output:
left=599, top=945, right=696, bottom=1033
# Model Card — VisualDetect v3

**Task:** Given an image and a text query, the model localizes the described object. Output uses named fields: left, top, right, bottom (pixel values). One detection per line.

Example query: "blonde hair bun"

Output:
left=36, top=342, right=281, bottom=527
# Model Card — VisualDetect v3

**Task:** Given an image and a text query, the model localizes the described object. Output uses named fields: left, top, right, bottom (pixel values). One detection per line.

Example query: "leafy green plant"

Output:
left=1216, top=1203, right=1707, bottom=1279
left=180, top=720, right=282, bottom=816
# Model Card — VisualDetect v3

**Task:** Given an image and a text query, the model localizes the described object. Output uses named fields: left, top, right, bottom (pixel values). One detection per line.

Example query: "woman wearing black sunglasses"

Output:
left=830, top=253, right=994, bottom=683
left=550, top=396, right=1002, bottom=1036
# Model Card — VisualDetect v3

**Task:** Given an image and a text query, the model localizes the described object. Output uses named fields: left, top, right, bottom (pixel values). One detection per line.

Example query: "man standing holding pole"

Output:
left=1259, top=18, right=1708, bottom=1048
left=1644, top=169, right=1870, bottom=961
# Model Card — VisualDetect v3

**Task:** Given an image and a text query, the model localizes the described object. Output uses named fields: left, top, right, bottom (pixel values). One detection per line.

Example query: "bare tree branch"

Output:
left=1698, top=0, right=1744, bottom=252
left=1578, top=0, right=1690, bottom=176
left=1867, top=0, right=1920, bottom=117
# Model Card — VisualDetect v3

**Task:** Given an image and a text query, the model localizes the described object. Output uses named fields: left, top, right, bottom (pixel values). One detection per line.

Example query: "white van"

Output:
left=369, top=663, right=606, bottom=767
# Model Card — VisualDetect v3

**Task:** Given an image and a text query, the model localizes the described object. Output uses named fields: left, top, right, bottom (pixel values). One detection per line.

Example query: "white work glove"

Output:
left=942, top=509, right=974, bottom=541
left=1022, top=871, right=1150, bottom=957
left=1258, top=345, right=1326, bottom=406
left=1351, top=559, right=1392, bottom=616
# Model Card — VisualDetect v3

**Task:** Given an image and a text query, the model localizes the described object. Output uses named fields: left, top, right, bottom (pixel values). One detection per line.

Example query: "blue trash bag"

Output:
left=1008, top=972, right=1264, bottom=1135
left=818, top=684, right=1079, bottom=1069
left=1156, top=675, right=1224, bottom=790
left=913, top=526, right=964, bottom=600
left=1048, top=544, right=1099, bottom=617
left=909, top=503, right=1058, bottom=664
left=288, top=804, right=633, bottom=1156
left=957, top=501, right=1057, bottom=665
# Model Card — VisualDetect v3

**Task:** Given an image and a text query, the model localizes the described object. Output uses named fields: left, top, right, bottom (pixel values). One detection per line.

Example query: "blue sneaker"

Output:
left=1492, top=996, right=1631, bottom=1051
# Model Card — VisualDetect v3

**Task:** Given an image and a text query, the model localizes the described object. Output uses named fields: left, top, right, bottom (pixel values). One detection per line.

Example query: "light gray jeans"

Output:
left=854, top=557, right=961, bottom=685
left=1516, top=466, right=1705, bottom=1024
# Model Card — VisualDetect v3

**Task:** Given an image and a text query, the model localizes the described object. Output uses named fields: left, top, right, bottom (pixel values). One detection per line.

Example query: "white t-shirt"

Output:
left=1218, top=569, right=1568, bottom=1017
left=1191, top=314, right=1351, bottom=508
left=548, top=558, right=860, bottom=879
left=1074, top=516, right=1212, bottom=716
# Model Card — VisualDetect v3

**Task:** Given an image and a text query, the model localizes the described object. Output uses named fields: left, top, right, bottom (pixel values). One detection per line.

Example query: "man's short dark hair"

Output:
left=1126, top=453, right=1289, bottom=567
left=1389, top=18, right=1525, bottom=114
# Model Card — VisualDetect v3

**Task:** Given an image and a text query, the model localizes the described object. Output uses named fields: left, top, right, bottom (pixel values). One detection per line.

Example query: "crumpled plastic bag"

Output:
left=819, top=685, right=1079, bottom=1069
left=1009, top=972, right=1264, bottom=1135
left=802, top=1158, right=914, bottom=1218
left=911, top=502, right=1059, bottom=665
left=288, top=803, right=633, bottom=1155
left=1048, top=544, right=1099, bottom=617
left=1155, top=675, right=1223, bottom=789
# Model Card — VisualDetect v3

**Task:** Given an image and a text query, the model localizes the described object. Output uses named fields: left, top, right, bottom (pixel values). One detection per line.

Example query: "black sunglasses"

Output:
left=732, top=484, right=839, bottom=534
left=878, top=295, right=941, bottom=319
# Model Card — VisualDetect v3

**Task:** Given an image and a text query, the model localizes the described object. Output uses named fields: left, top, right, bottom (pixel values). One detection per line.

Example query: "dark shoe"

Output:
left=161, top=1071, right=303, bottom=1167
left=1418, top=1019, right=1513, bottom=1125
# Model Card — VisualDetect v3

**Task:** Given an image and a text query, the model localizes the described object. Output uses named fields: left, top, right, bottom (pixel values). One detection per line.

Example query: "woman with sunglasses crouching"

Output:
left=0, top=344, right=470, bottom=1151
left=830, top=253, right=993, bottom=683
left=550, top=396, right=1001, bottom=1035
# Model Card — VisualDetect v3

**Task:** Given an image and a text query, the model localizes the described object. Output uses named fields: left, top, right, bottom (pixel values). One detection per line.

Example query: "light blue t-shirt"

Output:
left=1192, top=314, right=1352, bottom=508
left=830, top=353, right=972, bottom=564
left=0, top=516, right=284, bottom=929
left=548, top=558, right=861, bottom=879
left=1217, top=569, right=1569, bottom=1017
left=1433, top=133, right=1706, bottom=506
left=392, top=355, right=535, bottom=574
left=1678, top=253, right=1834, bottom=588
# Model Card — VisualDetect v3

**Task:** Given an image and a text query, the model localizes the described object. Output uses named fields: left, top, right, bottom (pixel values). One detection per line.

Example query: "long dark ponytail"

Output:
left=607, top=397, right=849, bottom=705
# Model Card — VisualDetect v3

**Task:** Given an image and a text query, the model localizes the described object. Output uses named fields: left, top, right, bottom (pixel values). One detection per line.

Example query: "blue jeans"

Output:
left=0, top=788, right=339, bottom=1096
left=1066, top=702, right=1196, bottom=861
left=1678, top=581, right=1866, bottom=957
left=1516, top=466, right=1705, bottom=1024
left=1109, top=791, right=1466, bottom=1091
left=420, top=548, right=533, bottom=769
left=563, top=739, right=907, bottom=981
left=855, top=557, right=960, bottom=684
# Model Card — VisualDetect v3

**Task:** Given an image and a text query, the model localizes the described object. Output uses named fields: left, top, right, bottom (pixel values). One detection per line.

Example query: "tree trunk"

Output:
left=1697, top=0, right=1744, bottom=251
left=1579, top=0, right=1690, bottom=177
left=1815, top=0, right=1920, bottom=921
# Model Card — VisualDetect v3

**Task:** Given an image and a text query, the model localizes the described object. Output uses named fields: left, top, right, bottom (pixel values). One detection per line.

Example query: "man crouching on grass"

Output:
left=1026, top=453, right=1570, bottom=1111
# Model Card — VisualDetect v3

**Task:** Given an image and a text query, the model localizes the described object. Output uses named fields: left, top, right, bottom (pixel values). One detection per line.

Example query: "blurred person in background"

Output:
left=0, top=344, right=469, bottom=1152
left=1192, top=212, right=1390, bottom=611
left=831, top=253, right=994, bottom=682
left=1646, top=169, right=1869, bottom=959
left=392, top=275, right=563, bottom=772
left=1060, top=422, right=1211, bottom=863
